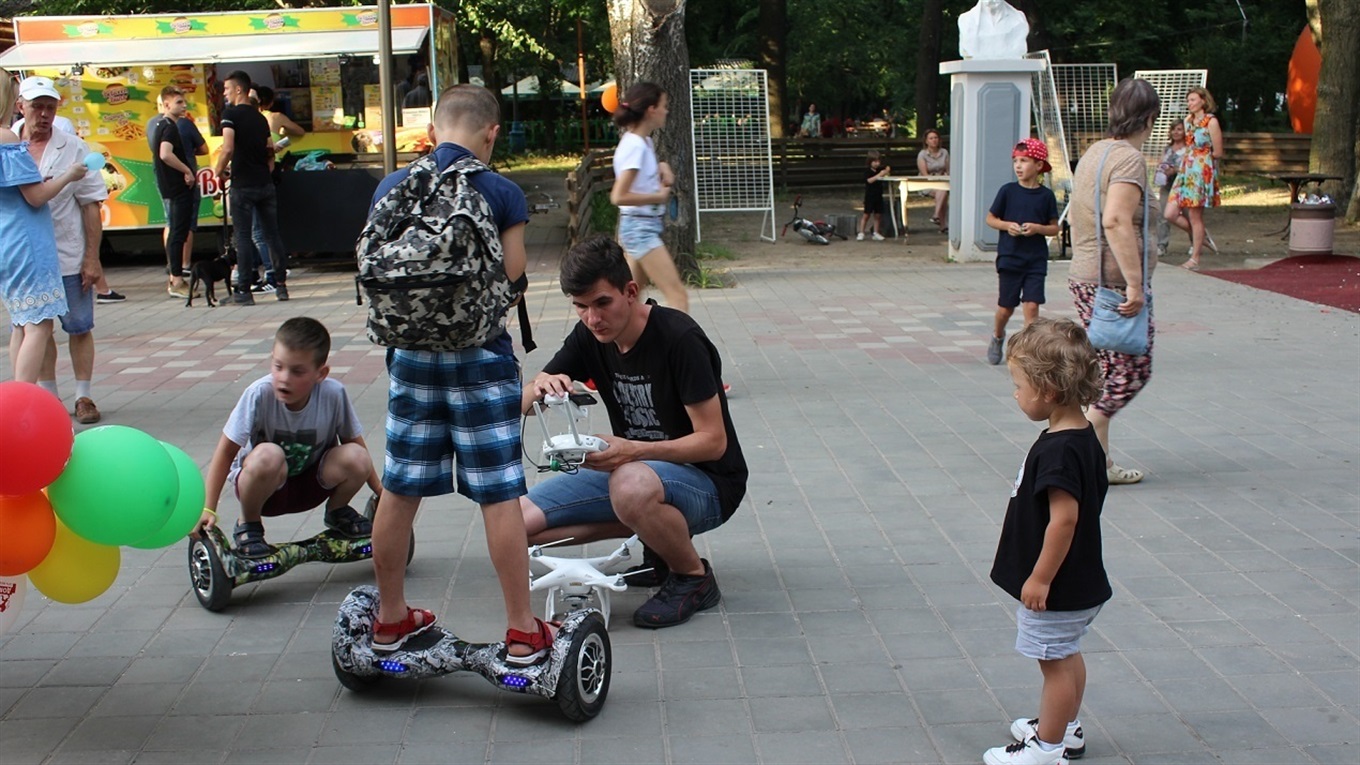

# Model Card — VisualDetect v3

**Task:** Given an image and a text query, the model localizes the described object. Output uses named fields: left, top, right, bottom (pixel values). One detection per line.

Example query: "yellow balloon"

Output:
left=27, top=518, right=120, bottom=604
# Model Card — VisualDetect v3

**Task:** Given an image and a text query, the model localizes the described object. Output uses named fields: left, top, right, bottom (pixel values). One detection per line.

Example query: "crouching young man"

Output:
left=521, top=235, right=747, bottom=628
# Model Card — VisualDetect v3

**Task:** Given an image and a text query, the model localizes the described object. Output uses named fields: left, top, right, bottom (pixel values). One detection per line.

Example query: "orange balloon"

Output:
left=0, top=492, right=57, bottom=577
left=1287, top=26, right=1320, bottom=134
left=601, top=83, right=618, bottom=114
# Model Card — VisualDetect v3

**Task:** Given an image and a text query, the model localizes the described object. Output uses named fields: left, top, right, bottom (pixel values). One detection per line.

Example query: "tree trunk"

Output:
left=607, top=0, right=698, bottom=275
left=758, top=0, right=787, bottom=139
left=914, top=0, right=943, bottom=132
left=1309, top=0, right=1360, bottom=223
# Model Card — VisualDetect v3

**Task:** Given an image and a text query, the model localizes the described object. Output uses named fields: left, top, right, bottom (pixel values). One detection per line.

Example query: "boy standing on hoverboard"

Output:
left=363, top=85, right=552, bottom=665
left=193, top=318, right=383, bottom=555
left=521, top=235, right=747, bottom=629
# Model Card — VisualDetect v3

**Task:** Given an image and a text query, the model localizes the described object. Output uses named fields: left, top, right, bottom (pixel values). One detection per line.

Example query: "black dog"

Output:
left=186, top=250, right=236, bottom=307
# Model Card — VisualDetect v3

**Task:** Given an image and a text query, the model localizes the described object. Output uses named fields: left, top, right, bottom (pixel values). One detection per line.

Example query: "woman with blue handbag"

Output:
left=1065, top=78, right=1161, bottom=486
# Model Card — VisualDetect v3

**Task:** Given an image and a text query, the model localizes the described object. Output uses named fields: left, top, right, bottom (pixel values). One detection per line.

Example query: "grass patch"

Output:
left=687, top=241, right=738, bottom=289
left=588, top=194, right=618, bottom=235
left=697, top=241, right=738, bottom=261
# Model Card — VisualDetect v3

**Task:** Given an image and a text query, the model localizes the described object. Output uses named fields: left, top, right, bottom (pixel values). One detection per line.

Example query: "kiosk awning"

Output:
left=0, top=27, right=429, bottom=69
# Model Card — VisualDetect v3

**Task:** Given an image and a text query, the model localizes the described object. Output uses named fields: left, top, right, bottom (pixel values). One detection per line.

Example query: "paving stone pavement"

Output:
left=1, top=210, right=1357, bottom=764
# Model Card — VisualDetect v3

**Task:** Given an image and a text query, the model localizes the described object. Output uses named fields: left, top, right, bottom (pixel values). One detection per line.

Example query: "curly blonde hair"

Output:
left=1005, top=318, right=1103, bottom=407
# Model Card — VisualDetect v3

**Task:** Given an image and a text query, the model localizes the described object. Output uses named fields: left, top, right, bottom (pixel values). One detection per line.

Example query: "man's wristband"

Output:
left=203, top=507, right=217, bottom=517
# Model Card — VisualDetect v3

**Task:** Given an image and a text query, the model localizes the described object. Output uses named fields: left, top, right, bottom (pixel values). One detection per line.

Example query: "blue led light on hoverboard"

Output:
left=499, top=674, right=531, bottom=689
left=252, top=562, right=277, bottom=573
left=377, top=659, right=408, bottom=673
left=358, top=544, right=372, bottom=555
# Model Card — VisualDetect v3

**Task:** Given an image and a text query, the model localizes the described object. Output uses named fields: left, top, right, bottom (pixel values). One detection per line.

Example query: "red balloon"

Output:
left=0, top=492, right=57, bottom=576
left=0, top=382, right=74, bottom=496
left=601, top=83, right=619, bottom=114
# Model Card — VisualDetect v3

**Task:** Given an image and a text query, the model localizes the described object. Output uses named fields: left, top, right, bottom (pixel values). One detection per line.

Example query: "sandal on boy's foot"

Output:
left=1180, top=259, right=1200, bottom=271
left=232, top=521, right=276, bottom=559
left=1107, top=464, right=1144, bottom=485
left=504, top=617, right=557, bottom=667
left=372, top=607, right=437, bottom=654
left=324, top=505, right=373, bottom=538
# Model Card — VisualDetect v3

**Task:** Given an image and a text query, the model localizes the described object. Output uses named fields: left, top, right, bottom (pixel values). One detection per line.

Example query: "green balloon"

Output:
left=127, top=442, right=206, bottom=550
left=48, top=426, right=179, bottom=547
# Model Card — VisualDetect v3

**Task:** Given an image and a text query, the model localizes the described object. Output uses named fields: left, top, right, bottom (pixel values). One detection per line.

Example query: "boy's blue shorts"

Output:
left=381, top=347, right=526, bottom=505
left=998, top=268, right=1046, bottom=308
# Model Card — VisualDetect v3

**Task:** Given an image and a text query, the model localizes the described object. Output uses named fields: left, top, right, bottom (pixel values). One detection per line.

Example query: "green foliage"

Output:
left=588, top=191, right=617, bottom=236
left=680, top=0, right=1305, bottom=135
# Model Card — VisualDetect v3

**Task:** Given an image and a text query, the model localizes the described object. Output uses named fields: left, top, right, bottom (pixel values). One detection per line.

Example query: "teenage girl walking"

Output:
left=610, top=82, right=688, bottom=313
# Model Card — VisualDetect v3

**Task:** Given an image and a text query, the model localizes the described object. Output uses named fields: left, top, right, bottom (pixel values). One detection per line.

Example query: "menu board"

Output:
left=363, top=84, right=383, bottom=131
left=47, top=64, right=207, bottom=144
left=308, top=57, right=341, bottom=86
left=310, top=85, right=344, bottom=131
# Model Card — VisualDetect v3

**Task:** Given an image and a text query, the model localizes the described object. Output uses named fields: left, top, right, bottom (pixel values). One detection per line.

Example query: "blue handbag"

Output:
left=1087, top=143, right=1152, bottom=356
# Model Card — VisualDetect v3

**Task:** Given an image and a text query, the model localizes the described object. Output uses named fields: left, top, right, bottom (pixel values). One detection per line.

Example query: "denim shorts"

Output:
left=58, top=274, right=95, bottom=335
left=381, top=347, right=526, bottom=504
left=1015, top=604, right=1102, bottom=660
left=528, top=461, right=723, bottom=536
left=617, top=214, right=665, bottom=259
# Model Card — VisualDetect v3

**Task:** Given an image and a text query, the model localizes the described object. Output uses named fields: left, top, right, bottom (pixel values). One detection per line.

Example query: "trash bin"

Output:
left=509, top=121, right=526, bottom=153
left=1289, top=202, right=1337, bottom=257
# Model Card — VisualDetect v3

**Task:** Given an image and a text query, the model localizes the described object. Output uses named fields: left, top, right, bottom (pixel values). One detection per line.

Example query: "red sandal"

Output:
left=504, top=618, right=556, bottom=667
left=372, top=607, right=437, bottom=654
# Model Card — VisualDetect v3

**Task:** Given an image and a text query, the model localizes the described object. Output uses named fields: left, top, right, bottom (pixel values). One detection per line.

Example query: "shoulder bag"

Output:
left=1087, top=142, right=1152, bottom=356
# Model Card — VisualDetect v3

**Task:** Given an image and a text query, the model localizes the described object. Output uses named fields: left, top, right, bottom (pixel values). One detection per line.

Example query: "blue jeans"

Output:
left=251, top=217, right=274, bottom=277
left=230, top=184, right=287, bottom=291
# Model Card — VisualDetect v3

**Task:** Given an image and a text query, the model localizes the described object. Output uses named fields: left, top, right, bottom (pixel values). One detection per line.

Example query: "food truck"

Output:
left=0, top=5, right=457, bottom=252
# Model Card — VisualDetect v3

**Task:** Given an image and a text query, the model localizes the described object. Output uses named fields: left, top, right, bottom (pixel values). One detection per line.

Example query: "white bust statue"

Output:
left=958, top=0, right=1030, bottom=59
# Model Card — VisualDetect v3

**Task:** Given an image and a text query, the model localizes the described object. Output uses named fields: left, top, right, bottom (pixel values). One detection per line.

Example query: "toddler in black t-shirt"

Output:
left=984, top=318, right=1110, bottom=765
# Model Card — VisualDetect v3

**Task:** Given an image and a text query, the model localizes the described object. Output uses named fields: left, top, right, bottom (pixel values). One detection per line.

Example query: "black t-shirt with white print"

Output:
left=990, top=424, right=1112, bottom=611
left=542, top=300, right=747, bottom=519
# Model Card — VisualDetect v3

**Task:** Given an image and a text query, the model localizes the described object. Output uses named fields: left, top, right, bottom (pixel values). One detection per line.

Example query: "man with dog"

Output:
left=213, top=70, right=289, bottom=304
left=521, top=235, right=747, bottom=629
left=14, top=76, right=108, bottom=424
left=152, top=86, right=198, bottom=300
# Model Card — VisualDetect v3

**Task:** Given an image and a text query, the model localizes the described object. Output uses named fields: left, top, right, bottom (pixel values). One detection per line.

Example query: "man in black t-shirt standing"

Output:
left=212, top=70, right=289, bottom=304
left=153, top=86, right=197, bottom=299
left=521, top=236, right=747, bottom=629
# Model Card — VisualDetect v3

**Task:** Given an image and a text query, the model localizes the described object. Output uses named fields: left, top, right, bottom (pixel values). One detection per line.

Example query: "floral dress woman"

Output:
left=1171, top=114, right=1220, bottom=209
left=0, top=141, right=67, bottom=327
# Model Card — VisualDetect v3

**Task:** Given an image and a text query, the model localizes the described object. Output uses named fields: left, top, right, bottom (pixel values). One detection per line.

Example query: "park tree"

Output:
left=607, top=0, right=699, bottom=275
left=913, top=0, right=944, bottom=132
left=757, top=0, right=787, bottom=139
left=1306, top=0, right=1359, bottom=223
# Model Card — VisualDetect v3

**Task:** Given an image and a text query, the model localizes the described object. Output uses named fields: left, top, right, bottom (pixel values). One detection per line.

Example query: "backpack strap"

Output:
left=438, top=153, right=538, bottom=353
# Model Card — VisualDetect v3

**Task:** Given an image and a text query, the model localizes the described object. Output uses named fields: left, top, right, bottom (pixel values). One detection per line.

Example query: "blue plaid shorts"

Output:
left=382, top=347, right=527, bottom=504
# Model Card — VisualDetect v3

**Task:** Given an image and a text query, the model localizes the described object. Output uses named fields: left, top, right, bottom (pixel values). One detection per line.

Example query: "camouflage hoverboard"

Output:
left=187, top=501, right=413, bottom=611
left=331, top=585, right=611, bottom=722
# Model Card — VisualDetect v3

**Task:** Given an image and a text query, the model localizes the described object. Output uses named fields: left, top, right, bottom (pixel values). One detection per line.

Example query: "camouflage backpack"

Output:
left=355, top=154, right=523, bottom=352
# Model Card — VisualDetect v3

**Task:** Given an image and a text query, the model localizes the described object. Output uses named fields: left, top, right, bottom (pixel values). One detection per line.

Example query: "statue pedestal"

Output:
left=939, top=58, right=1044, bottom=263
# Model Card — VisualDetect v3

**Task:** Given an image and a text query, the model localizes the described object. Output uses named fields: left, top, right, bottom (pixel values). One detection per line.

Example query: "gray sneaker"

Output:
left=987, top=334, right=1005, bottom=365
left=233, top=288, right=255, bottom=306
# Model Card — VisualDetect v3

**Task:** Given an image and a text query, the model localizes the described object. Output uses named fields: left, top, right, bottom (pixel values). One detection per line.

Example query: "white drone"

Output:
left=529, top=535, right=645, bottom=625
left=532, top=392, right=607, bottom=472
